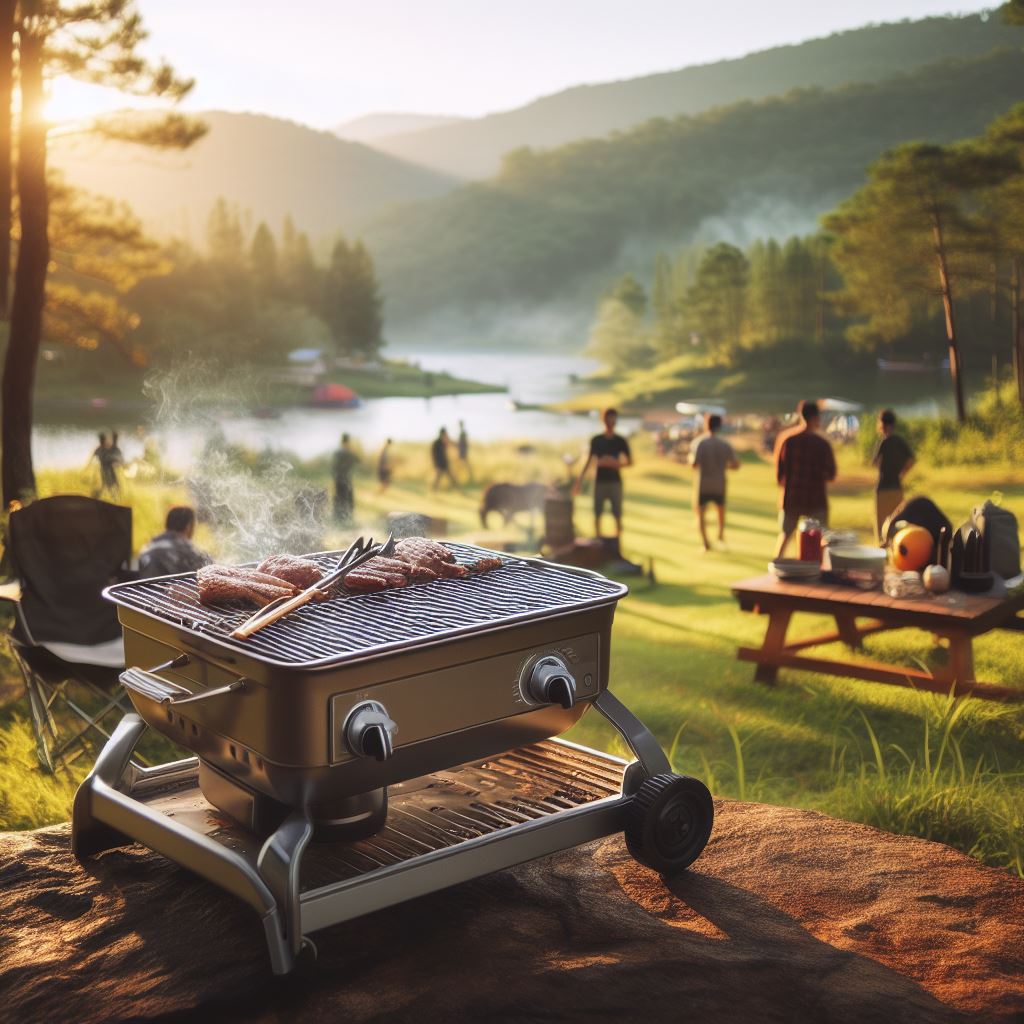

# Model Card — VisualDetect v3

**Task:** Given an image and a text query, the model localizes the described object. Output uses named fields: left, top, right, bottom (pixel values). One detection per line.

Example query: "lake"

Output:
left=33, top=350, right=629, bottom=470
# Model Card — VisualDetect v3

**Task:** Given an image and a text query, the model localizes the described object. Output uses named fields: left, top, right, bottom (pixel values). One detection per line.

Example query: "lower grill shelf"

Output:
left=129, top=740, right=625, bottom=892
left=74, top=692, right=695, bottom=976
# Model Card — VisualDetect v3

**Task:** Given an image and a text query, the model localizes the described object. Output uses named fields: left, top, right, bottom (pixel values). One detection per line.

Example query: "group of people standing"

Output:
left=330, top=420, right=473, bottom=524
left=572, top=401, right=915, bottom=554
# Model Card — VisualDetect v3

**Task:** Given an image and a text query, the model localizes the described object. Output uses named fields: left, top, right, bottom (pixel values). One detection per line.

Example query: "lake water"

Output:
left=33, top=350, right=623, bottom=470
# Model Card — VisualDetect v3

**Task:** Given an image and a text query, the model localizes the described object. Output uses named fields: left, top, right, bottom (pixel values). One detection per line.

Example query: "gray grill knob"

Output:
left=527, top=656, right=577, bottom=709
left=344, top=701, right=397, bottom=762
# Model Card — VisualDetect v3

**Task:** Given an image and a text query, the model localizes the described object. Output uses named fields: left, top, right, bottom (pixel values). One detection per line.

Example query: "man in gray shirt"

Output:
left=689, top=413, right=739, bottom=551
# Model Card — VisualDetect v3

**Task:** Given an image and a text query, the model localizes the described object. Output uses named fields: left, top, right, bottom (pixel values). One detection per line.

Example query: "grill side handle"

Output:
left=121, top=663, right=245, bottom=706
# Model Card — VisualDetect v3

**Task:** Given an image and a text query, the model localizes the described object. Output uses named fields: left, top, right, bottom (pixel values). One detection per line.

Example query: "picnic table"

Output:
left=731, top=574, right=1024, bottom=702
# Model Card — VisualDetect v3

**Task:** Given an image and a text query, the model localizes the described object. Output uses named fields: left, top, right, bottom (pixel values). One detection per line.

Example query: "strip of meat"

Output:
left=469, top=556, right=503, bottom=572
left=355, top=567, right=408, bottom=588
left=198, top=564, right=299, bottom=593
left=361, top=555, right=438, bottom=582
left=435, top=562, right=469, bottom=579
left=257, top=554, right=323, bottom=589
left=197, top=571, right=294, bottom=607
left=395, top=538, right=454, bottom=565
left=342, top=571, right=389, bottom=593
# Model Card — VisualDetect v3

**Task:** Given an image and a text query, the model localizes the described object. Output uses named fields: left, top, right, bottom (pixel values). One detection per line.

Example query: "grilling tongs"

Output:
left=230, top=534, right=396, bottom=640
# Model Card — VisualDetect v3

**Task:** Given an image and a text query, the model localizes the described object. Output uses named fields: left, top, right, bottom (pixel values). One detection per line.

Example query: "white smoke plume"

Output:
left=143, top=359, right=327, bottom=561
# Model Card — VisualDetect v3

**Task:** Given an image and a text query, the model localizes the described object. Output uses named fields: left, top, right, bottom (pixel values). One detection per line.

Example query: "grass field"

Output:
left=2, top=435, right=1021, bottom=875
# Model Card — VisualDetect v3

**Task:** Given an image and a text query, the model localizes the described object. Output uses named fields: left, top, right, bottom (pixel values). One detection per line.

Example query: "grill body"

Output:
left=105, top=546, right=626, bottom=819
left=76, top=545, right=716, bottom=975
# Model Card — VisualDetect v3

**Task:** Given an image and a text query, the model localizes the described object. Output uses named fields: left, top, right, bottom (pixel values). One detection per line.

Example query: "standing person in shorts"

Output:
left=774, top=399, right=836, bottom=558
left=872, top=409, right=915, bottom=542
left=574, top=408, right=632, bottom=539
left=689, top=413, right=740, bottom=551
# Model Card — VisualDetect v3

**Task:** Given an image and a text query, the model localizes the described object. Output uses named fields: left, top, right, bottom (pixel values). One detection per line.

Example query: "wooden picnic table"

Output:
left=731, top=574, right=1024, bottom=702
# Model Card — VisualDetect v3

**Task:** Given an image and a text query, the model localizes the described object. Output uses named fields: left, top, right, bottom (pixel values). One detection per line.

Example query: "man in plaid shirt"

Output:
left=773, top=400, right=836, bottom=558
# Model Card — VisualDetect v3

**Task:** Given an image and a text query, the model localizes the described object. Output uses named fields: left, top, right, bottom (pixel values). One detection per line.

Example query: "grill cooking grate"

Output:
left=107, top=543, right=625, bottom=667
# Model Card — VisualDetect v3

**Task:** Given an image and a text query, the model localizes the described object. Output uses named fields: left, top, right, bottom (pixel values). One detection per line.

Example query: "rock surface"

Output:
left=0, top=800, right=1021, bottom=1024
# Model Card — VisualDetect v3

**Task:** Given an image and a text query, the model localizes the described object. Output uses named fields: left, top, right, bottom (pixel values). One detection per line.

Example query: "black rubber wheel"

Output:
left=624, top=773, right=714, bottom=877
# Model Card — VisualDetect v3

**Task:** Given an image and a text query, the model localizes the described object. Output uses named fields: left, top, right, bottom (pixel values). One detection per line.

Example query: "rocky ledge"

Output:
left=0, top=800, right=1021, bottom=1023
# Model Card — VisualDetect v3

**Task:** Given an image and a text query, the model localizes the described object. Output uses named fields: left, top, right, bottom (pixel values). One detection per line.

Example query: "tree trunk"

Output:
left=1013, top=255, right=1023, bottom=410
left=2, top=27, right=48, bottom=504
left=0, top=0, right=14, bottom=318
left=931, top=208, right=966, bottom=423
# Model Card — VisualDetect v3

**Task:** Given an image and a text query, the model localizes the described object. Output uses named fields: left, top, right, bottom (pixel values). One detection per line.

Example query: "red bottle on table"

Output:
left=799, top=517, right=823, bottom=563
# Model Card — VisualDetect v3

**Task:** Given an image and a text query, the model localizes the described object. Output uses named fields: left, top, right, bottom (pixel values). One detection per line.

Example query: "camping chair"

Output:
left=2, top=495, right=134, bottom=771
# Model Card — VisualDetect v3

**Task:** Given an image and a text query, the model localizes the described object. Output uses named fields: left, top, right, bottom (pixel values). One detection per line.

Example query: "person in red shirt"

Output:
left=773, top=400, right=837, bottom=558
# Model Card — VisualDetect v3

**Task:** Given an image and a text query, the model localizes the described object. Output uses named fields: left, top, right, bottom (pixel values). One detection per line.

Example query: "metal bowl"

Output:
left=827, top=545, right=887, bottom=572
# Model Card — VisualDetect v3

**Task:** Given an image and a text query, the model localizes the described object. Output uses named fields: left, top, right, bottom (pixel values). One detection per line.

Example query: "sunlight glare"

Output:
left=45, top=76, right=126, bottom=126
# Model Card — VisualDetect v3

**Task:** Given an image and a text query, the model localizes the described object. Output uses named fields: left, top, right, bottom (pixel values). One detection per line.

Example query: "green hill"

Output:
left=372, top=14, right=1022, bottom=179
left=50, top=110, right=457, bottom=245
left=366, top=48, right=1024, bottom=326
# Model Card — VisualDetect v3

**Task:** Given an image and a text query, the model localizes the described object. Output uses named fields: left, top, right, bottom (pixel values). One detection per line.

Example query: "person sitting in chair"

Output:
left=138, top=506, right=210, bottom=578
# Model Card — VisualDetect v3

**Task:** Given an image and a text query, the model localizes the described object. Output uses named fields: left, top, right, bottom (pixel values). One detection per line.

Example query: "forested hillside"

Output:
left=49, top=111, right=456, bottom=244
left=366, top=48, right=1024, bottom=325
left=372, top=14, right=1021, bottom=178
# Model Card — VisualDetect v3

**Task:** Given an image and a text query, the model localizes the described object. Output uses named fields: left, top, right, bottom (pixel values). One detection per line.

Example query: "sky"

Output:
left=47, top=0, right=996, bottom=130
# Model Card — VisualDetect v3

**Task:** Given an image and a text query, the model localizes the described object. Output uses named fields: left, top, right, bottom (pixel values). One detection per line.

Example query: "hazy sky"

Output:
left=48, top=0, right=996, bottom=129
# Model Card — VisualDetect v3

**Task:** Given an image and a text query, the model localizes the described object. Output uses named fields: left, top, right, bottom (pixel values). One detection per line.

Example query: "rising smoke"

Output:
left=143, top=359, right=328, bottom=561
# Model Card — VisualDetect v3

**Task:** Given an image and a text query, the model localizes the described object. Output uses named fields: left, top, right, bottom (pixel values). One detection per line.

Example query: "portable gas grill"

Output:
left=72, top=542, right=713, bottom=974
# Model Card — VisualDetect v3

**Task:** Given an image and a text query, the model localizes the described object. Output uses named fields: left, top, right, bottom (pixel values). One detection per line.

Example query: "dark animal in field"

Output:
left=480, top=482, right=550, bottom=527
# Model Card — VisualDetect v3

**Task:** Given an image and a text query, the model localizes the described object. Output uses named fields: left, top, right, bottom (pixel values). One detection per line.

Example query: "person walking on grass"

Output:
left=872, top=409, right=915, bottom=542
left=431, top=427, right=459, bottom=491
left=774, top=399, right=836, bottom=559
left=574, top=407, right=632, bottom=539
left=88, top=431, right=123, bottom=498
left=377, top=438, right=394, bottom=493
left=332, top=433, right=359, bottom=524
left=457, top=419, right=472, bottom=482
left=689, top=413, right=739, bottom=551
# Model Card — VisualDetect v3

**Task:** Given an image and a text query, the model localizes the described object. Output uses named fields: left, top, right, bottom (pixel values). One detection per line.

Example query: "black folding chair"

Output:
left=2, top=495, right=135, bottom=771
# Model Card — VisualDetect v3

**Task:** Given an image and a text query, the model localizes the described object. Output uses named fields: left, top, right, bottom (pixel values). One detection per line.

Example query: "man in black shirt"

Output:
left=872, top=409, right=915, bottom=541
left=138, top=506, right=210, bottom=578
left=574, top=408, right=632, bottom=538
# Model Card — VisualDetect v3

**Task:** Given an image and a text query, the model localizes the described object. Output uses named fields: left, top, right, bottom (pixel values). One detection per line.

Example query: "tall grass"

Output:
left=674, top=691, right=1024, bottom=877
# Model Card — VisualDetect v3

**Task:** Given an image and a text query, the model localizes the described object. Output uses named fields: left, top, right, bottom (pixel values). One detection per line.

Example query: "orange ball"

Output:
left=891, top=525, right=934, bottom=572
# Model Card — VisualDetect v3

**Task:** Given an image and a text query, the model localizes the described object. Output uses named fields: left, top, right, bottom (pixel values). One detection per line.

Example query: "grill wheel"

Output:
left=624, top=773, right=714, bottom=878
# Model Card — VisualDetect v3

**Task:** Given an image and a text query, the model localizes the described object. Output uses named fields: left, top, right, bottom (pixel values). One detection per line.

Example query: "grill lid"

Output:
left=105, top=543, right=627, bottom=668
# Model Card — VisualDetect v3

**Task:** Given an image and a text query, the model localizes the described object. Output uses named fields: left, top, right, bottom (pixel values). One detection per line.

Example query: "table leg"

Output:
left=754, top=608, right=793, bottom=685
left=947, top=631, right=976, bottom=691
left=835, top=613, right=863, bottom=651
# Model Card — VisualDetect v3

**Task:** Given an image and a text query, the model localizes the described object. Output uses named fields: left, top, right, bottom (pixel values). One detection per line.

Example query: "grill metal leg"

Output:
left=257, top=810, right=314, bottom=959
left=593, top=689, right=671, bottom=788
left=72, top=712, right=295, bottom=975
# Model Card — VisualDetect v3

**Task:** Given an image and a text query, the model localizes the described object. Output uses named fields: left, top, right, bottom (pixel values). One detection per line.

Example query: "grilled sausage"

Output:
left=469, top=556, right=503, bottom=572
left=343, top=571, right=389, bottom=593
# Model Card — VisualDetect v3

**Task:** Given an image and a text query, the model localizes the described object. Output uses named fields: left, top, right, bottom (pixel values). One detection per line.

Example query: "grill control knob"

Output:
left=344, top=701, right=397, bottom=762
left=525, top=655, right=577, bottom=709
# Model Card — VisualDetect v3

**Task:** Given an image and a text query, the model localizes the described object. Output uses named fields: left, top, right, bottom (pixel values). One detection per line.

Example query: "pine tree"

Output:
left=824, top=142, right=1011, bottom=421
left=250, top=221, right=278, bottom=294
left=1, top=0, right=203, bottom=502
left=322, top=236, right=384, bottom=358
